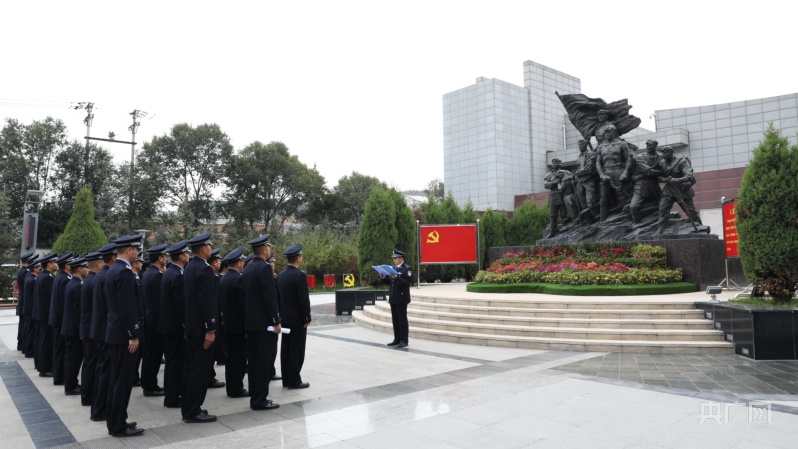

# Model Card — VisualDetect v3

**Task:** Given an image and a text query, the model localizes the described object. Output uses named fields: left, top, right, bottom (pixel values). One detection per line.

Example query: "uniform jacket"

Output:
left=243, top=257, right=280, bottom=332
left=49, top=271, right=72, bottom=327
left=61, top=276, right=83, bottom=337
left=158, top=264, right=185, bottom=336
left=79, top=271, right=97, bottom=339
left=276, top=265, right=311, bottom=327
left=89, top=266, right=111, bottom=341
left=33, top=271, right=55, bottom=321
left=16, top=266, right=27, bottom=315
left=183, top=256, right=218, bottom=337
left=219, top=269, right=245, bottom=334
left=141, top=265, right=162, bottom=329
left=105, top=260, right=142, bottom=344
left=380, top=262, right=412, bottom=305
left=23, top=272, right=37, bottom=317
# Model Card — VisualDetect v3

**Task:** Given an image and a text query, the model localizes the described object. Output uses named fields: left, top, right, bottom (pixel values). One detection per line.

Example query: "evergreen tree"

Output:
left=461, top=200, right=480, bottom=280
left=479, top=209, right=509, bottom=269
left=736, top=125, right=798, bottom=304
left=507, top=200, right=549, bottom=246
left=0, top=192, right=16, bottom=260
left=357, top=188, right=397, bottom=286
left=52, top=188, right=108, bottom=255
left=386, top=188, right=417, bottom=276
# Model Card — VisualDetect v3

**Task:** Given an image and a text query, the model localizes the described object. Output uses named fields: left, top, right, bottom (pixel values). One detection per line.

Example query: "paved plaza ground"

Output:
left=1, top=286, right=797, bottom=449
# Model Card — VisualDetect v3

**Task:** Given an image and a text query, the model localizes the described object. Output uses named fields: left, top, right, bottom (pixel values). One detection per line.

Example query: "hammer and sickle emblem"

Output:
left=426, top=230, right=440, bottom=244
left=343, top=274, right=355, bottom=288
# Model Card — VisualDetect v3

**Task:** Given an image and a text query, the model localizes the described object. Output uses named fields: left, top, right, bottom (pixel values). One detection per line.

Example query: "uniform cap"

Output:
left=98, top=243, right=118, bottom=255
left=84, top=251, right=102, bottom=262
left=20, top=252, right=35, bottom=262
left=70, top=257, right=88, bottom=268
left=114, top=235, right=143, bottom=249
left=392, top=249, right=406, bottom=258
left=247, top=234, right=271, bottom=249
left=187, top=231, right=213, bottom=248
left=283, top=243, right=303, bottom=258
left=221, top=246, right=245, bottom=264
left=209, top=248, right=222, bottom=260
left=166, top=240, right=189, bottom=255
left=56, top=252, right=75, bottom=266
left=146, top=244, right=169, bottom=255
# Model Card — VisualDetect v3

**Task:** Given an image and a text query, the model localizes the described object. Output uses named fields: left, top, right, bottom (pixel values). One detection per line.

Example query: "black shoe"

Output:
left=143, top=388, right=165, bottom=397
left=251, top=400, right=279, bottom=410
left=90, top=416, right=106, bottom=422
left=111, top=426, right=145, bottom=437
left=39, top=372, right=53, bottom=378
left=65, top=387, right=81, bottom=396
left=387, top=341, right=399, bottom=347
left=81, top=400, right=92, bottom=406
left=133, top=378, right=141, bottom=387
left=216, top=361, right=226, bottom=366
left=396, top=342, right=408, bottom=348
left=228, top=389, right=249, bottom=398
left=183, top=413, right=217, bottom=423
left=164, top=401, right=181, bottom=408
left=270, top=375, right=282, bottom=381
left=208, top=379, right=225, bottom=388
left=127, top=422, right=137, bottom=428
left=286, top=382, right=310, bottom=390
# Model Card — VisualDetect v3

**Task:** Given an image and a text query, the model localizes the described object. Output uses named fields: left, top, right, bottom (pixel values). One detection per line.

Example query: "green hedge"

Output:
left=475, top=267, right=683, bottom=285
left=466, top=282, right=699, bottom=296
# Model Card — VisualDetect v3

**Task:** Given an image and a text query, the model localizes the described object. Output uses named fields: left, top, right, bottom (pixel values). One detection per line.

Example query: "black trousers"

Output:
left=224, top=333, right=246, bottom=396
left=91, top=342, right=111, bottom=420
left=247, top=331, right=278, bottom=408
left=24, top=316, right=36, bottom=357
left=53, top=326, right=65, bottom=384
left=162, top=334, right=186, bottom=407
left=215, top=331, right=227, bottom=364
left=64, top=336, right=84, bottom=391
left=17, top=314, right=24, bottom=351
left=141, top=327, right=163, bottom=392
left=390, top=303, right=409, bottom=344
left=107, top=343, right=137, bottom=434
left=181, top=335, right=215, bottom=418
left=37, top=321, right=53, bottom=373
left=81, top=339, right=98, bottom=405
left=280, top=326, right=307, bottom=387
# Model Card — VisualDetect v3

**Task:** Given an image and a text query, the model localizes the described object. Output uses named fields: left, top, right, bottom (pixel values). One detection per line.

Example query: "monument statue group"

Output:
left=541, top=93, right=710, bottom=243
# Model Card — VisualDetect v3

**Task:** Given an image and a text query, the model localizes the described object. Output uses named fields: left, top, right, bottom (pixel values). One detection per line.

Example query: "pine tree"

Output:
left=357, top=188, right=397, bottom=286
left=736, top=125, right=798, bottom=304
left=462, top=200, right=480, bottom=280
left=479, top=209, right=509, bottom=269
left=507, top=200, right=549, bottom=246
left=386, top=188, right=417, bottom=277
left=52, top=187, right=108, bottom=255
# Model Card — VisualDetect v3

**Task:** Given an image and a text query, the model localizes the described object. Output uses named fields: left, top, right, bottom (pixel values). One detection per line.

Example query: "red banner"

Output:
left=420, top=224, right=478, bottom=264
left=722, top=199, right=739, bottom=258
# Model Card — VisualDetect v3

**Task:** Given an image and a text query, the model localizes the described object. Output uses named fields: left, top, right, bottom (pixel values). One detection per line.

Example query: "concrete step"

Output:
left=362, top=305, right=724, bottom=342
left=352, top=310, right=735, bottom=355
left=410, top=295, right=702, bottom=310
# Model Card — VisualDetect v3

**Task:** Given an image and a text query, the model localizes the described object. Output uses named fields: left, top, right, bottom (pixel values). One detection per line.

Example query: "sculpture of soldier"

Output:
left=656, top=146, right=702, bottom=229
left=629, top=139, right=662, bottom=223
left=544, top=158, right=576, bottom=237
left=573, top=139, right=600, bottom=223
left=595, top=125, right=634, bottom=222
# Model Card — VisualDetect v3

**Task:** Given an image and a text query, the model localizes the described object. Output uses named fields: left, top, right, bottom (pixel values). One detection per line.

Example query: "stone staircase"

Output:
left=352, top=286, right=734, bottom=354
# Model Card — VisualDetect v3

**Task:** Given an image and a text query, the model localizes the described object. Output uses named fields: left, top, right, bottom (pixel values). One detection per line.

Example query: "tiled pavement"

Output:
left=1, top=288, right=797, bottom=449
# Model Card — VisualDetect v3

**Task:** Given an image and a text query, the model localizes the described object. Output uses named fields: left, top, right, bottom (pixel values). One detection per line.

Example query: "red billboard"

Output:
left=419, top=224, right=478, bottom=264
left=722, top=199, right=739, bottom=258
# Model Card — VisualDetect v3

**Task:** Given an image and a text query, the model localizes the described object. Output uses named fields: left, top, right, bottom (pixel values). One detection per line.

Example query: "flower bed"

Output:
left=476, top=243, right=682, bottom=286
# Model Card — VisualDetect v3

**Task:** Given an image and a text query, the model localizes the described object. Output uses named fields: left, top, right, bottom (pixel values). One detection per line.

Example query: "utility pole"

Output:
left=73, top=102, right=94, bottom=183
left=128, top=110, right=147, bottom=228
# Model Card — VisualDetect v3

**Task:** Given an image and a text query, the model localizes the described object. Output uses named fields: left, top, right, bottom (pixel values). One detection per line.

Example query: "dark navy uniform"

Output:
left=50, top=253, right=74, bottom=385
left=158, top=240, right=189, bottom=408
left=80, top=251, right=102, bottom=406
left=104, top=236, right=144, bottom=436
left=90, top=244, right=116, bottom=421
left=33, top=253, right=58, bottom=376
left=15, top=253, right=33, bottom=351
left=380, top=250, right=412, bottom=347
left=220, top=247, right=247, bottom=397
left=243, top=235, right=281, bottom=410
left=23, top=262, right=39, bottom=359
left=62, top=259, right=85, bottom=394
left=181, top=232, right=219, bottom=421
left=141, top=245, right=167, bottom=395
left=276, top=244, right=311, bottom=389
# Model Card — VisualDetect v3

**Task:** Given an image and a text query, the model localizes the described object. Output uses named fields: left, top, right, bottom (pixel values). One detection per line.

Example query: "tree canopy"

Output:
left=52, top=188, right=108, bottom=256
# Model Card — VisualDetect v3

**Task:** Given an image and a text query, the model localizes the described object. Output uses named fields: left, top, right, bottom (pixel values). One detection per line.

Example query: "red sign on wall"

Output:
left=722, top=199, right=739, bottom=258
left=419, top=224, right=478, bottom=264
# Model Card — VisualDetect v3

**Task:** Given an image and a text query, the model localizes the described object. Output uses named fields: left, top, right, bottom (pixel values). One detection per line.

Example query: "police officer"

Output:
left=141, top=244, right=168, bottom=397
left=16, top=252, right=35, bottom=351
left=33, top=253, right=58, bottom=377
left=219, top=247, right=247, bottom=398
left=62, top=257, right=87, bottom=395
left=243, top=234, right=281, bottom=411
left=105, top=235, right=146, bottom=437
left=181, top=232, right=219, bottom=423
left=380, top=250, right=412, bottom=348
left=50, top=252, right=74, bottom=385
left=23, top=255, right=41, bottom=360
left=90, top=243, right=117, bottom=422
left=80, top=251, right=103, bottom=406
left=276, top=244, right=311, bottom=389
left=207, top=248, right=226, bottom=389
left=159, top=240, right=190, bottom=408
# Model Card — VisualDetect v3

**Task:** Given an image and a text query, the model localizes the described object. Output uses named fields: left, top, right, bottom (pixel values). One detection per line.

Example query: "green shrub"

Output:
left=52, top=188, right=108, bottom=255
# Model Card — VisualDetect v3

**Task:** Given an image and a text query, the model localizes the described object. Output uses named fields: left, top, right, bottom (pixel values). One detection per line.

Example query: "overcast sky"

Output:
left=2, top=1, right=796, bottom=192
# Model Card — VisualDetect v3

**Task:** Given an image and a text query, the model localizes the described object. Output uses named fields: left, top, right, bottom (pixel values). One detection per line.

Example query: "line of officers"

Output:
left=14, top=232, right=312, bottom=438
